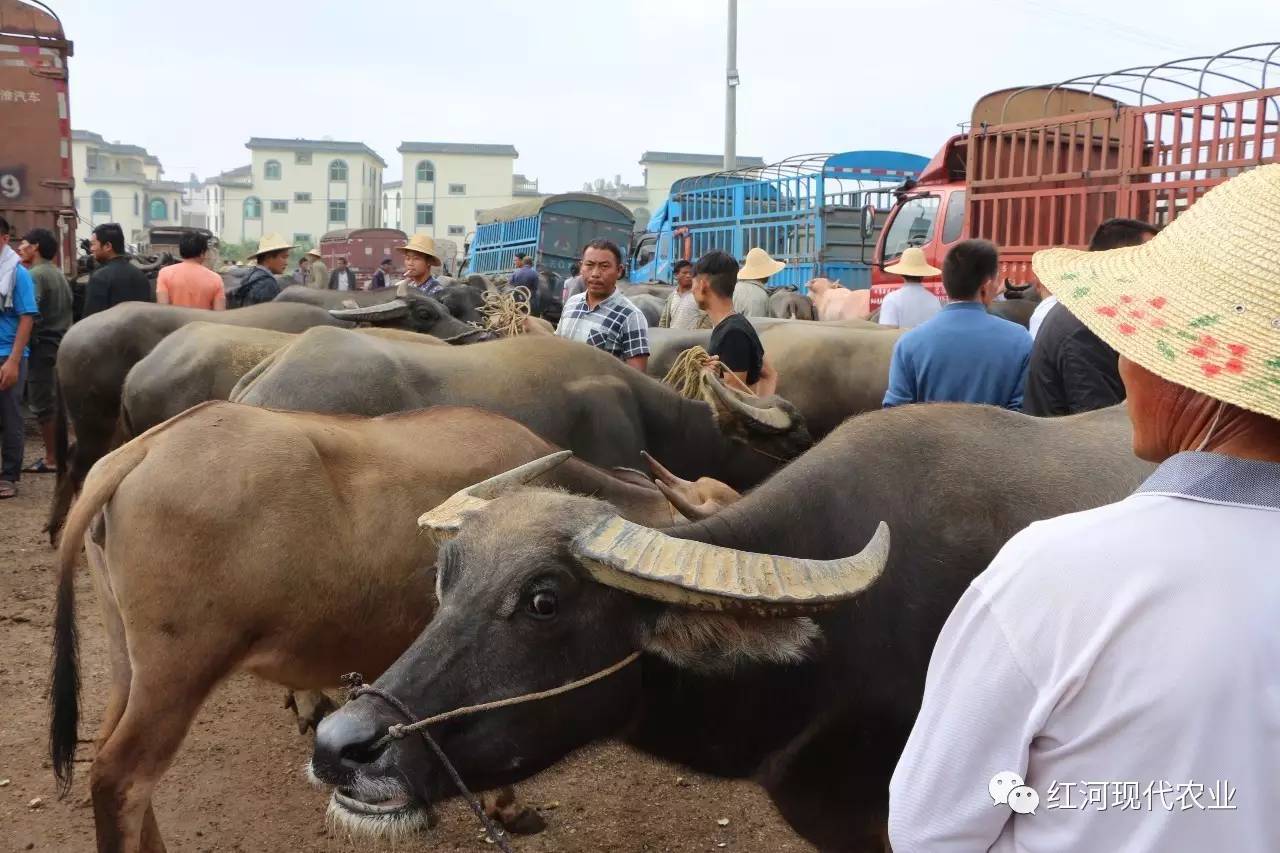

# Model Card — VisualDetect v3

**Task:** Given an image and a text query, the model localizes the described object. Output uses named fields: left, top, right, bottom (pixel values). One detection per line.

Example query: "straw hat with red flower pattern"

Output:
left=1032, top=163, right=1280, bottom=421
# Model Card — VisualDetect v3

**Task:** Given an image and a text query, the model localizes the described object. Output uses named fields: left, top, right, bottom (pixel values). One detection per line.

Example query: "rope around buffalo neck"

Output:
left=339, top=650, right=641, bottom=850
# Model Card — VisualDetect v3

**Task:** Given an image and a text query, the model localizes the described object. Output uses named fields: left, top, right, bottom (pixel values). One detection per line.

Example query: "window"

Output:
left=294, top=192, right=311, bottom=203
left=328, top=200, right=347, bottom=223
left=415, top=204, right=434, bottom=226
left=271, top=200, right=288, bottom=213
left=447, top=225, right=465, bottom=237
left=133, top=193, right=139, bottom=215
left=293, top=233, right=311, bottom=245
left=295, top=151, right=312, bottom=165
left=416, top=161, right=435, bottom=182
left=880, top=195, right=940, bottom=262
left=329, top=160, right=348, bottom=182
left=149, top=198, right=167, bottom=221
left=264, top=160, right=282, bottom=180
left=244, top=196, right=262, bottom=219
left=92, top=190, right=111, bottom=215
left=941, top=190, right=967, bottom=244
left=448, top=183, right=466, bottom=195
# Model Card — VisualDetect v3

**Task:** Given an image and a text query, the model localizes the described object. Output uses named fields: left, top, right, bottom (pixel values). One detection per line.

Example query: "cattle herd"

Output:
left=38, top=275, right=1147, bottom=852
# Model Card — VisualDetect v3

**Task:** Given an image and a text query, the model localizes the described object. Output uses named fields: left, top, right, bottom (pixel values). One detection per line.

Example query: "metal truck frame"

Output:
left=629, top=150, right=929, bottom=291
left=867, top=42, right=1280, bottom=309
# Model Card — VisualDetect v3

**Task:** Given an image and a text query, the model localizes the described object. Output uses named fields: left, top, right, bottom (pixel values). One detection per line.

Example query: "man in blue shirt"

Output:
left=509, top=254, right=541, bottom=314
left=883, top=239, right=1031, bottom=410
left=0, top=216, right=40, bottom=498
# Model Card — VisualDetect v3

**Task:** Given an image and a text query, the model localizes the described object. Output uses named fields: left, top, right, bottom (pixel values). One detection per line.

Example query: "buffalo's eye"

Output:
left=527, top=590, right=558, bottom=620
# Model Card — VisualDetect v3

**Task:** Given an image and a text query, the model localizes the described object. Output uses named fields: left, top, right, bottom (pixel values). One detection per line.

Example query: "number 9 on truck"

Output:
left=0, top=172, right=21, bottom=200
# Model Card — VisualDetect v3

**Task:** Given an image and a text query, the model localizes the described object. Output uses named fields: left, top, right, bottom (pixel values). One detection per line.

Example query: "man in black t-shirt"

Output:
left=693, top=250, right=765, bottom=389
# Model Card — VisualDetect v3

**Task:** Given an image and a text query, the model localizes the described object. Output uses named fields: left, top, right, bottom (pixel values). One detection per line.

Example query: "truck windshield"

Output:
left=881, top=195, right=940, bottom=262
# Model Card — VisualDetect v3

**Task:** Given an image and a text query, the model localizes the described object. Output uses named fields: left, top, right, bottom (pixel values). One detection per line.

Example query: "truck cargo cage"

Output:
left=966, top=42, right=1280, bottom=283
left=469, top=193, right=635, bottom=278
left=633, top=150, right=928, bottom=290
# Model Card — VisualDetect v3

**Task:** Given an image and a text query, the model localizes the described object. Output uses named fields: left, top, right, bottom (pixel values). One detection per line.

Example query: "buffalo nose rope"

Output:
left=339, top=649, right=641, bottom=851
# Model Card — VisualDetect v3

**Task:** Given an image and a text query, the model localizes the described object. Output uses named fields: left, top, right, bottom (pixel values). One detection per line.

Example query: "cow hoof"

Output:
left=501, top=807, right=547, bottom=835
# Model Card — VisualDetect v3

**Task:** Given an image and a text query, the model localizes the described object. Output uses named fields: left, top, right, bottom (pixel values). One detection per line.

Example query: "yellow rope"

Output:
left=480, top=285, right=532, bottom=337
left=662, top=345, right=715, bottom=400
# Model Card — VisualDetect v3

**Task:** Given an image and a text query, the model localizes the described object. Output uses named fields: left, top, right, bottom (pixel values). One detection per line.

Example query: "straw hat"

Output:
left=1032, top=163, right=1280, bottom=421
left=738, top=247, right=786, bottom=280
left=884, top=246, right=941, bottom=278
left=248, top=233, right=296, bottom=259
left=305, top=246, right=323, bottom=259
left=396, top=234, right=442, bottom=267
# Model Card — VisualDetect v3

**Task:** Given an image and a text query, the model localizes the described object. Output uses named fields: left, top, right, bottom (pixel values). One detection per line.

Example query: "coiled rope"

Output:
left=480, top=285, right=532, bottom=338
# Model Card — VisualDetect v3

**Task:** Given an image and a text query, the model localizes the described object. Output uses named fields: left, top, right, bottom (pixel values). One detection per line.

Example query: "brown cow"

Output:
left=48, top=403, right=712, bottom=853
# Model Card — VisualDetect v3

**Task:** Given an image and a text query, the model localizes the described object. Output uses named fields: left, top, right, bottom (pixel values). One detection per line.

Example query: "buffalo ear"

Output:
left=642, top=610, right=823, bottom=674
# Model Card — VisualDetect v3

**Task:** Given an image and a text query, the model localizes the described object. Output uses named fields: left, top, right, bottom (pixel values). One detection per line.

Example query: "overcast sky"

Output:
left=55, top=0, right=1280, bottom=190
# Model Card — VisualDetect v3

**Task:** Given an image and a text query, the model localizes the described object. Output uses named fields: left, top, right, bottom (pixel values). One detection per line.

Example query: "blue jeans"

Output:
left=1, top=356, right=28, bottom=482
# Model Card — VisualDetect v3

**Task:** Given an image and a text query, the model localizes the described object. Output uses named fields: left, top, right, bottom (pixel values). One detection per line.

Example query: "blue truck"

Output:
left=466, top=192, right=635, bottom=279
left=627, top=150, right=929, bottom=291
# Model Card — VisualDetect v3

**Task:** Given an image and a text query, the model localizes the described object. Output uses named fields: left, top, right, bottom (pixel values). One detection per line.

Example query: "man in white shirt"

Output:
left=878, top=247, right=943, bottom=329
left=889, top=164, right=1280, bottom=853
left=328, top=257, right=356, bottom=292
left=1027, top=292, right=1058, bottom=339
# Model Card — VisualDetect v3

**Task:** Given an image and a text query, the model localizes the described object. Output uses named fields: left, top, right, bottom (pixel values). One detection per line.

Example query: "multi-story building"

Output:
left=392, top=142, right=540, bottom=244
left=639, top=151, right=766, bottom=215
left=210, top=138, right=386, bottom=248
left=582, top=175, right=650, bottom=225
left=71, top=130, right=186, bottom=248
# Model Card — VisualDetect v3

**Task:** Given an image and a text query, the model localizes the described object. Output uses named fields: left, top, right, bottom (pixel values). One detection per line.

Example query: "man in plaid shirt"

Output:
left=555, top=239, right=650, bottom=371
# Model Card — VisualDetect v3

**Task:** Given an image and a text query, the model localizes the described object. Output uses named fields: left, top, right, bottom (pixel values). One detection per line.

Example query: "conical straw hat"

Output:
left=396, top=234, right=442, bottom=267
left=738, top=247, right=786, bottom=280
left=248, top=233, right=296, bottom=258
left=1032, top=163, right=1280, bottom=421
left=883, top=247, right=941, bottom=278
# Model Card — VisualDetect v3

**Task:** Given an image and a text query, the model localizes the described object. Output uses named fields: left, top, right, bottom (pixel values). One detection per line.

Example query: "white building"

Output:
left=639, top=151, right=766, bottom=216
left=71, top=130, right=186, bottom=249
left=391, top=142, right=540, bottom=244
left=209, top=138, right=387, bottom=248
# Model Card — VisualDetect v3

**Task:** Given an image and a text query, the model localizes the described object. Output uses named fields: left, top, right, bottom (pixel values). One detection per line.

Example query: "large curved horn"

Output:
left=703, top=370, right=794, bottom=433
left=570, top=516, right=889, bottom=615
left=329, top=299, right=408, bottom=322
left=418, top=451, right=574, bottom=541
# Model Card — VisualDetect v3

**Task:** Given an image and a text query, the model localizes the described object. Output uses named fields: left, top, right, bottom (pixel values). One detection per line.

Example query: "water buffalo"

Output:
left=629, top=293, right=666, bottom=328
left=988, top=298, right=1038, bottom=328
left=768, top=288, right=817, bottom=320
left=48, top=403, right=711, bottom=853
left=119, top=323, right=444, bottom=440
left=48, top=301, right=351, bottom=543
left=648, top=323, right=901, bottom=437
left=276, top=282, right=487, bottom=324
left=621, top=282, right=674, bottom=300
left=324, top=287, right=491, bottom=341
left=231, top=330, right=809, bottom=491
left=309, top=403, right=1152, bottom=851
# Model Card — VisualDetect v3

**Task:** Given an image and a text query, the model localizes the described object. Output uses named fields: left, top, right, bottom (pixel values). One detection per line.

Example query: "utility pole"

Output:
left=724, top=0, right=739, bottom=171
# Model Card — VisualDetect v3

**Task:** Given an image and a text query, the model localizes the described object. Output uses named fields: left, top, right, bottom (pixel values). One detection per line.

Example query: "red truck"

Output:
left=868, top=43, right=1280, bottom=310
left=0, top=0, right=74, bottom=275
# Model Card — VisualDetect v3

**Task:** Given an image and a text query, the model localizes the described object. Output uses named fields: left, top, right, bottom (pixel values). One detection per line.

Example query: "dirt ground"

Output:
left=0, top=432, right=814, bottom=853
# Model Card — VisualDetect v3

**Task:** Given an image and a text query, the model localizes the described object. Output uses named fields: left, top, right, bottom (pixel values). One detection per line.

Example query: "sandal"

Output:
left=23, top=459, right=54, bottom=474
left=0, top=480, right=16, bottom=499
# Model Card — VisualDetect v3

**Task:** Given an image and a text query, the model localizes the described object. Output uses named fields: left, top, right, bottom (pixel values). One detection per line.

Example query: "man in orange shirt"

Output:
left=156, top=231, right=226, bottom=310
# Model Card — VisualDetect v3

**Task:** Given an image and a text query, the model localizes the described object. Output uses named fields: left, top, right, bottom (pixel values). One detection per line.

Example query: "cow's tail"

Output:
left=50, top=436, right=150, bottom=797
left=53, top=371, right=68, bottom=481
left=46, top=373, right=73, bottom=545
